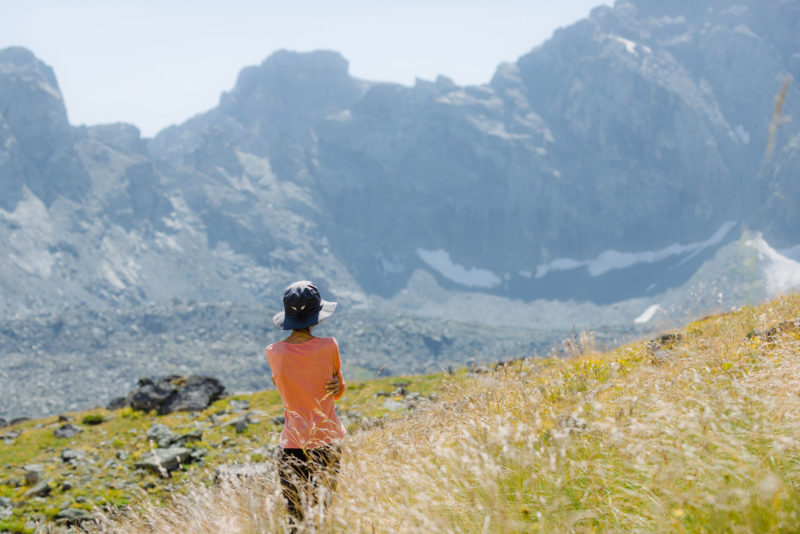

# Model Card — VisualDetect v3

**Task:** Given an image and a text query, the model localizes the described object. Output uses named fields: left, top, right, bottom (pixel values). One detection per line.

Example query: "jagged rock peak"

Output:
left=0, top=46, right=88, bottom=208
left=218, top=49, right=367, bottom=126
left=0, top=46, right=60, bottom=95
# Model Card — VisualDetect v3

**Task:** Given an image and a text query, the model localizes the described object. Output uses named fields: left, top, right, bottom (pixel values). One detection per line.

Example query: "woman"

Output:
left=266, top=280, right=346, bottom=526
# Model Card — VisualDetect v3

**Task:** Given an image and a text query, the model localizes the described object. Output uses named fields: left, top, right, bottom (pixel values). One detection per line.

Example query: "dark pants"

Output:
left=278, top=446, right=341, bottom=525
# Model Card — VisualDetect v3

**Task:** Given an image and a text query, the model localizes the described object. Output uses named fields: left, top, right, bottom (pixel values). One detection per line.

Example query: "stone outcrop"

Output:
left=109, top=375, right=225, bottom=415
left=134, top=446, right=195, bottom=477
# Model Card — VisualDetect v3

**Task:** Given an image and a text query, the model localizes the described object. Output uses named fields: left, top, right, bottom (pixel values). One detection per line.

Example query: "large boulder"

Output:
left=109, top=375, right=226, bottom=415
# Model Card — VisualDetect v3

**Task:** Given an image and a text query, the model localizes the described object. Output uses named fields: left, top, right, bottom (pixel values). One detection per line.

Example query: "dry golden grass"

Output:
left=92, top=294, right=800, bottom=533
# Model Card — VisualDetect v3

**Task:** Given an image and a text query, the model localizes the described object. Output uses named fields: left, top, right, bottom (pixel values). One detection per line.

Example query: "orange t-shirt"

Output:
left=266, top=337, right=346, bottom=449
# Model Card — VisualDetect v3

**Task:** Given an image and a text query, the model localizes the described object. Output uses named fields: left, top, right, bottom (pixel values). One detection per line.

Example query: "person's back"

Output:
left=266, top=336, right=345, bottom=449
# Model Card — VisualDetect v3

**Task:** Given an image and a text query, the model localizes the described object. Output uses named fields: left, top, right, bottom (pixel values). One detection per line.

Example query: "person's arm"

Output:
left=325, top=340, right=346, bottom=400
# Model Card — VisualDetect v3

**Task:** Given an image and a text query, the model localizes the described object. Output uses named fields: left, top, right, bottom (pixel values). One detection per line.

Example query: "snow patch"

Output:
left=608, top=34, right=650, bottom=56
left=417, top=249, right=502, bottom=288
left=536, top=221, right=737, bottom=278
left=746, top=236, right=800, bottom=295
left=634, top=304, right=662, bottom=324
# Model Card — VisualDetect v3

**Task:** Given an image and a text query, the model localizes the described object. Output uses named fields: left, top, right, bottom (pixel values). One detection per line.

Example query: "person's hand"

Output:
left=325, top=374, right=341, bottom=396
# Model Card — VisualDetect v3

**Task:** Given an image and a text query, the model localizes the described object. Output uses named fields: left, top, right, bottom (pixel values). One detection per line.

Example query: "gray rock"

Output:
left=134, top=447, right=193, bottom=476
left=0, top=496, right=12, bottom=519
left=0, top=418, right=6, bottom=428
left=382, top=399, right=406, bottom=412
left=61, top=448, right=86, bottom=463
left=54, top=424, right=82, bottom=439
left=1, top=430, right=21, bottom=445
left=146, top=423, right=177, bottom=448
left=23, top=480, right=51, bottom=498
left=55, top=507, right=93, bottom=525
left=23, top=465, right=44, bottom=486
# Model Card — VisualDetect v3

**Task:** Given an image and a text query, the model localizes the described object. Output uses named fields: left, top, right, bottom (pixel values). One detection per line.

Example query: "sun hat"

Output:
left=272, top=280, right=337, bottom=330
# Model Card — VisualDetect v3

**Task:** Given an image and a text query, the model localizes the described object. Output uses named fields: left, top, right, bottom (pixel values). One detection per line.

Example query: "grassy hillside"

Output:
left=3, top=294, right=800, bottom=532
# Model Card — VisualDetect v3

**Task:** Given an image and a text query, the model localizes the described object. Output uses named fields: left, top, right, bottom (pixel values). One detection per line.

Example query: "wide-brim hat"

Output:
left=272, top=280, right=337, bottom=330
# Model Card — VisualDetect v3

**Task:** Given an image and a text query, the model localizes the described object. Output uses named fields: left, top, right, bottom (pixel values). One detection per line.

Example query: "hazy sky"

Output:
left=1, top=0, right=611, bottom=137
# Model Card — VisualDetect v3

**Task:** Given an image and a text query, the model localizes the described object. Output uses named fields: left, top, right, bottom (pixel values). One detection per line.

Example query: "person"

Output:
left=266, top=280, right=346, bottom=527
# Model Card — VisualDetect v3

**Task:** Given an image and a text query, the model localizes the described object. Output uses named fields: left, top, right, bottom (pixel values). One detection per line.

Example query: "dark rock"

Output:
left=160, top=376, right=226, bottom=414
left=9, top=417, right=29, bottom=426
left=234, top=419, right=248, bottom=434
left=134, top=447, right=193, bottom=477
left=130, top=377, right=178, bottom=412
left=0, top=418, right=6, bottom=428
left=54, top=424, right=83, bottom=439
left=23, top=479, right=51, bottom=498
left=271, top=415, right=285, bottom=425
left=57, top=414, right=71, bottom=422
left=106, top=396, right=129, bottom=410
left=121, top=375, right=226, bottom=415
left=61, top=481, right=73, bottom=491
left=116, top=450, right=129, bottom=461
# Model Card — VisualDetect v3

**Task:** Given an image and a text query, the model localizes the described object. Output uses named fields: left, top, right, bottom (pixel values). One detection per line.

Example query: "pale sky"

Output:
left=1, top=0, right=611, bottom=137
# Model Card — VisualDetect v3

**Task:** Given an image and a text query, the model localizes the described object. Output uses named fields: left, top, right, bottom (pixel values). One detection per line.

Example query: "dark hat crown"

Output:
left=283, top=281, right=322, bottom=318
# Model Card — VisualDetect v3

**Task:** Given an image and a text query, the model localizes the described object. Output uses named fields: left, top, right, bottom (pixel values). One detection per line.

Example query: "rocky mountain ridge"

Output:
left=1, top=0, right=800, bottom=418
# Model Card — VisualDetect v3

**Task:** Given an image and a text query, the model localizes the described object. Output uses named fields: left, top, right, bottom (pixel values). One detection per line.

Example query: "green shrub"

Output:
left=82, top=414, right=104, bottom=425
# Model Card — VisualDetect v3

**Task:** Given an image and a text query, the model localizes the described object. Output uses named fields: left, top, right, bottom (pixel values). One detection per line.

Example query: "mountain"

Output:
left=1, top=0, right=799, bottom=418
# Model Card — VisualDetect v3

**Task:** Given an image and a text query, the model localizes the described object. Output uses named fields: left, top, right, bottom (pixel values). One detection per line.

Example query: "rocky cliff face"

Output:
left=3, top=1, right=798, bottom=315
left=0, top=47, right=89, bottom=210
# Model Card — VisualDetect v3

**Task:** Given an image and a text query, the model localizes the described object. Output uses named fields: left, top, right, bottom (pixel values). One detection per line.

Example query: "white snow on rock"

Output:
left=536, top=221, right=737, bottom=278
left=634, top=304, right=662, bottom=324
left=746, top=236, right=800, bottom=295
left=607, top=34, right=652, bottom=56
left=417, top=249, right=502, bottom=288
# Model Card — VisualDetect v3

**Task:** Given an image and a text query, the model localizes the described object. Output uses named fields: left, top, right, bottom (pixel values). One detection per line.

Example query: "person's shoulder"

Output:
left=265, top=341, right=283, bottom=354
left=316, top=337, right=339, bottom=348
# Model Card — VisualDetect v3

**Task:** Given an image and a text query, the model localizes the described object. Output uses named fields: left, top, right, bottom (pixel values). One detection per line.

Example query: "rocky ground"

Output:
left=0, top=371, right=451, bottom=532
left=0, top=300, right=641, bottom=420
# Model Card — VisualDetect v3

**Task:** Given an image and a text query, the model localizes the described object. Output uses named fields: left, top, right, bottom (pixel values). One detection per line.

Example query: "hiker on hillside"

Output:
left=266, top=280, right=346, bottom=527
